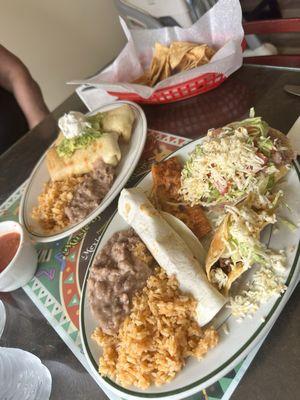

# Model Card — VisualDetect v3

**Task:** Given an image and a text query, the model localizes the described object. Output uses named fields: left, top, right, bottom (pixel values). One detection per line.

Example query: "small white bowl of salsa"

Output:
left=0, top=221, right=38, bottom=292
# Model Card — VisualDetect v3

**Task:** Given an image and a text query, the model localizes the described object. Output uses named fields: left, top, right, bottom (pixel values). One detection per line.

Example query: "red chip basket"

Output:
left=108, top=72, right=226, bottom=104
left=107, top=39, right=246, bottom=104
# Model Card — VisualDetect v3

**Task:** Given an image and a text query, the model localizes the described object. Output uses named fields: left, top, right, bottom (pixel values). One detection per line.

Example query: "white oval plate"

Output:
left=19, top=101, right=147, bottom=243
left=80, top=138, right=300, bottom=400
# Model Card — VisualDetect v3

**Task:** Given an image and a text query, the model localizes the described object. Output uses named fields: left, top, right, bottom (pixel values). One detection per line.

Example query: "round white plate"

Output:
left=80, top=138, right=300, bottom=400
left=19, top=101, right=147, bottom=243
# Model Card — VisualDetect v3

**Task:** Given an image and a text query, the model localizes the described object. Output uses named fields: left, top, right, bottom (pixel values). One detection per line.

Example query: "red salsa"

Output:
left=0, top=232, right=20, bottom=273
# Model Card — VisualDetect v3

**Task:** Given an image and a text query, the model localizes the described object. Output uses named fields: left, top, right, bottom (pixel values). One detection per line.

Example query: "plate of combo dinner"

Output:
left=19, top=101, right=147, bottom=242
left=80, top=114, right=300, bottom=400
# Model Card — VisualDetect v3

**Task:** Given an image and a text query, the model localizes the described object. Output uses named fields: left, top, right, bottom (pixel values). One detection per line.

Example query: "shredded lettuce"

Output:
left=227, top=116, right=269, bottom=137
left=227, top=109, right=269, bottom=137
left=205, top=186, right=220, bottom=202
left=266, top=174, right=275, bottom=190
left=258, top=136, right=274, bottom=155
left=223, top=204, right=279, bottom=272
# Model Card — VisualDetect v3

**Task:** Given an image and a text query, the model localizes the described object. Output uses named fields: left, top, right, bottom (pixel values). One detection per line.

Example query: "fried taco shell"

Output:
left=205, top=215, right=246, bottom=295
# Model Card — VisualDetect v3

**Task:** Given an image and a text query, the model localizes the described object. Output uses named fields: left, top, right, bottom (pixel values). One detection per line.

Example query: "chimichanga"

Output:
left=102, top=104, right=135, bottom=142
left=46, top=132, right=121, bottom=181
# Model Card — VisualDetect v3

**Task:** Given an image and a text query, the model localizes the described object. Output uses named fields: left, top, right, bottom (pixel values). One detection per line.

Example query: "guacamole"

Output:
left=56, top=113, right=103, bottom=158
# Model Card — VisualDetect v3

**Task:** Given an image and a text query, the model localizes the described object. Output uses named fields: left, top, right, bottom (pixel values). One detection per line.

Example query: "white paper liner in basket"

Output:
left=69, top=0, right=244, bottom=99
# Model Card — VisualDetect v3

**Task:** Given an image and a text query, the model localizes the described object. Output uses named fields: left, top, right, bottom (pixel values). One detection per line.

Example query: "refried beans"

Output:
left=65, top=159, right=115, bottom=224
left=87, top=229, right=154, bottom=335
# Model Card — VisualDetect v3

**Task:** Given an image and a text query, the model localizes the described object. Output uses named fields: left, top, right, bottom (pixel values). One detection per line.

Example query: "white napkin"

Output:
left=287, top=116, right=300, bottom=155
left=76, top=86, right=118, bottom=111
left=69, top=0, right=244, bottom=100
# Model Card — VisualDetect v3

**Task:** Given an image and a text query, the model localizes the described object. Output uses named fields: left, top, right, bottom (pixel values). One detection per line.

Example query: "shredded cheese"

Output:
left=180, top=118, right=286, bottom=207
left=211, top=268, right=228, bottom=289
left=229, top=263, right=286, bottom=319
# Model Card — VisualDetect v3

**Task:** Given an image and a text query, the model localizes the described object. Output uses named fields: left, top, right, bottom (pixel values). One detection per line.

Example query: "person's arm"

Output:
left=0, top=44, right=49, bottom=129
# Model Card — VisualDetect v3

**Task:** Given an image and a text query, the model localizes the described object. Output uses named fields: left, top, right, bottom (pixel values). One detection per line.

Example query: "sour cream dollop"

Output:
left=58, top=111, right=91, bottom=139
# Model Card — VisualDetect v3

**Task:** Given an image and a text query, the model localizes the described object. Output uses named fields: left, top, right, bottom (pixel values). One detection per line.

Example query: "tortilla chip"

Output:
left=132, top=41, right=216, bottom=86
left=148, top=43, right=170, bottom=86
left=169, top=41, right=197, bottom=70
left=172, top=43, right=215, bottom=72
left=159, top=54, right=171, bottom=81
left=132, top=70, right=151, bottom=86
left=175, top=57, right=193, bottom=72
left=191, top=44, right=215, bottom=64
left=149, top=58, right=162, bottom=87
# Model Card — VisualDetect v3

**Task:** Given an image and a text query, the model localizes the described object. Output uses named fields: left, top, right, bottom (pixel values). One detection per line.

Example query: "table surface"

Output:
left=0, top=65, right=299, bottom=400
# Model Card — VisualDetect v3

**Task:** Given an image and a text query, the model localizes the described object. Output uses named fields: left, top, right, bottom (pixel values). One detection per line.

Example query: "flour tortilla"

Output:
left=46, top=131, right=121, bottom=181
left=102, top=104, right=135, bottom=142
left=161, top=211, right=207, bottom=266
left=118, top=188, right=226, bottom=326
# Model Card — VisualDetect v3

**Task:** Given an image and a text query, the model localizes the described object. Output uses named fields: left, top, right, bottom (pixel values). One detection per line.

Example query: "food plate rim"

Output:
left=19, top=100, right=147, bottom=243
left=79, top=135, right=300, bottom=399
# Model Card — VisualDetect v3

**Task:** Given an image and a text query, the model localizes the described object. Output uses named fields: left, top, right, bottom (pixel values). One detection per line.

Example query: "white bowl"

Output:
left=0, top=221, right=38, bottom=291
